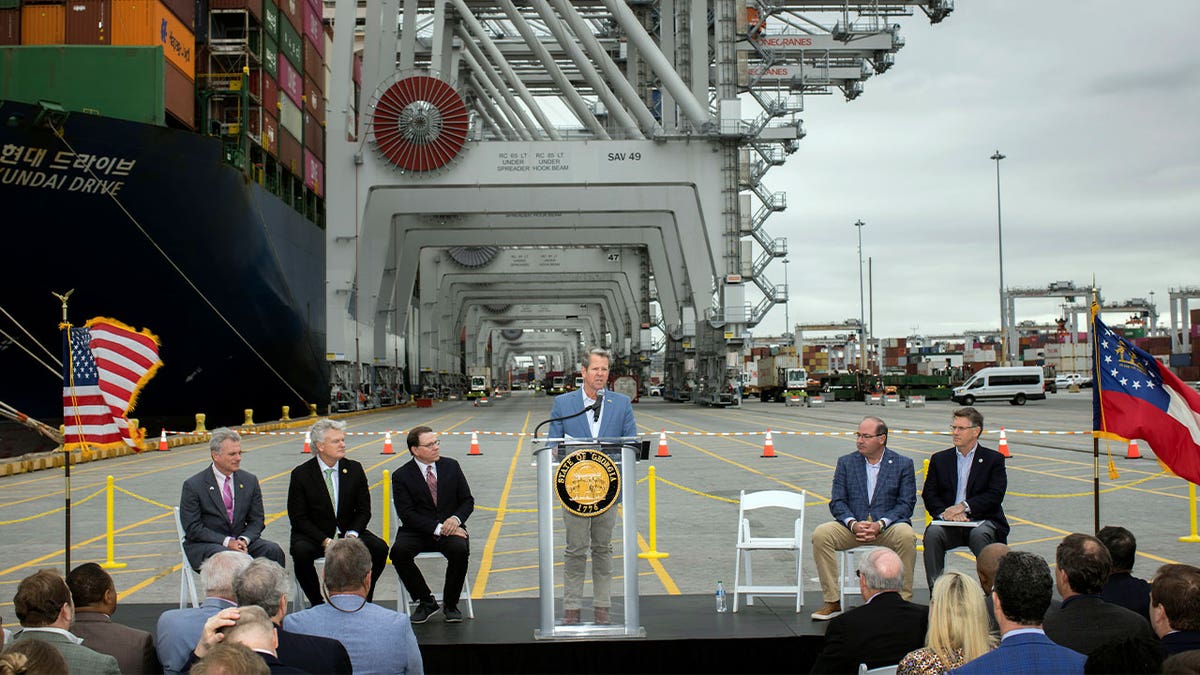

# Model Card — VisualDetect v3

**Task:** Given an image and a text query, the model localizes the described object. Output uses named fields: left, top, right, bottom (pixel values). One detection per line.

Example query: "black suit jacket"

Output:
left=288, top=457, right=375, bottom=545
left=922, top=444, right=1010, bottom=541
left=276, top=626, right=352, bottom=674
left=393, top=456, right=474, bottom=534
left=1100, top=571, right=1151, bottom=623
left=1043, top=594, right=1155, bottom=655
left=1163, top=631, right=1200, bottom=655
left=810, top=592, right=929, bottom=674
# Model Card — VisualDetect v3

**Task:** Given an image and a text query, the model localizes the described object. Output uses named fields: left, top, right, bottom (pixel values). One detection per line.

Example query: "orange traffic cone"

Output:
left=1126, top=439, right=1142, bottom=459
left=761, top=428, right=777, bottom=458
left=302, top=431, right=311, bottom=454
left=997, top=427, right=1011, bottom=458
left=655, top=429, right=671, bottom=457
left=468, top=430, right=482, bottom=456
left=380, top=431, right=394, bottom=455
left=158, top=428, right=168, bottom=451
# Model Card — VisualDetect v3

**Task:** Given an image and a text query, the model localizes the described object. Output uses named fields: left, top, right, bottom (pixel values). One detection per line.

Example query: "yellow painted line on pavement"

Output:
left=0, top=511, right=172, bottom=578
left=471, top=411, right=532, bottom=598
left=636, top=532, right=679, bottom=595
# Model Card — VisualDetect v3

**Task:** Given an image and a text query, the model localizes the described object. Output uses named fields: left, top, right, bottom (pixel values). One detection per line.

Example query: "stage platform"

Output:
left=116, top=591, right=926, bottom=673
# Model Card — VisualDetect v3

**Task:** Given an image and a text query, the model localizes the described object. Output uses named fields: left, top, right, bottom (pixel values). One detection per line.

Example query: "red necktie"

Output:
left=425, top=465, right=438, bottom=507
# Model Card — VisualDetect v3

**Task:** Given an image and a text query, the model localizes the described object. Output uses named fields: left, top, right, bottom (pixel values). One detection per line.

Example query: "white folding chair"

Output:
left=173, top=507, right=200, bottom=609
left=858, top=664, right=898, bottom=675
left=732, top=489, right=806, bottom=613
left=839, top=545, right=886, bottom=608
left=291, top=557, right=325, bottom=611
left=410, top=552, right=475, bottom=619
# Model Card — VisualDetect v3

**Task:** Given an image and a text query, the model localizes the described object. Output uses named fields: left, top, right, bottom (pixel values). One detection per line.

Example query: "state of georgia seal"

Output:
left=555, top=448, right=620, bottom=517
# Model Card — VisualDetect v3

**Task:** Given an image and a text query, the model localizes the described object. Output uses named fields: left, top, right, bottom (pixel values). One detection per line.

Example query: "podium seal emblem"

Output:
left=555, top=448, right=620, bottom=517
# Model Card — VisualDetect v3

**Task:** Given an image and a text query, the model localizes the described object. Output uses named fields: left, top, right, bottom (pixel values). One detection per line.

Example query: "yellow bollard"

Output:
left=637, top=465, right=669, bottom=560
left=100, top=476, right=127, bottom=569
left=195, top=413, right=207, bottom=433
left=244, top=409, right=254, bottom=426
left=917, top=458, right=932, bottom=552
left=382, top=469, right=392, bottom=563
left=281, top=405, right=290, bottom=421
left=1181, top=483, right=1200, bottom=543
left=309, top=403, right=318, bottom=417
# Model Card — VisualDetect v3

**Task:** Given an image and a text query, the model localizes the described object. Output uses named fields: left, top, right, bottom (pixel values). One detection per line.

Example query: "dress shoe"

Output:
left=443, top=607, right=463, bottom=623
left=593, top=607, right=610, bottom=624
left=410, top=599, right=441, bottom=624
left=563, top=608, right=580, bottom=625
left=810, top=601, right=842, bottom=621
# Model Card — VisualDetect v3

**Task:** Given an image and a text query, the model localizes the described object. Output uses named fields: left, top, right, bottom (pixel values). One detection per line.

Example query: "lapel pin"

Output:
left=239, top=484, right=244, bottom=489
left=342, top=468, right=348, bottom=474
left=208, top=486, right=214, bottom=491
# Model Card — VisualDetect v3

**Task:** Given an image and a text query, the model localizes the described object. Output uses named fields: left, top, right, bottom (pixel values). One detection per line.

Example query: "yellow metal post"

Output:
left=382, top=470, right=392, bottom=562
left=917, top=458, right=932, bottom=552
left=99, top=475, right=127, bottom=569
left=638, top=465, right=669, bottom=560
left=1181, top=483, right=1200, bottom=543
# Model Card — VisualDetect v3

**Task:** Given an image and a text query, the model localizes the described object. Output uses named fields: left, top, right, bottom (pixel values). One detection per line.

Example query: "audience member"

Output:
left=288, top=418, right=389, bottom=606
left=283, top=538, right=424, bottom=674
left=156, top=550, right=252, bottom=675
left=1164, top=650, right=1200, bottom=675
left=179, top=428, right=285, bottom=570
left=232, top=558, right=351, bottom=674
left=1150, top=563, right=1200, bottom=655
left=66, top=562, right=161, bottom=674
left=8, top=569, right=120, bottom=674
left=975, top=542, right=1009, bottom=634
left=898, top=571, right=995, bottom=675
left=810, top=417, right=917, bottom=620
left=0, top=639, right=69, bottom=675
left=192, top=606, right=304, bottom=673
left=1097, top=525, right=1151, bottom=622
left=921, top=407, right=1009, bottom=589
left=190, top=642, right=269, bottom=675
left=1083, top=636, right=1163, bottom=674
left=950, top=551, right=1085, bottom=674
left=391, top=425, right=475, bottom=624
left=810, top=548, right=928, bottom=674
left=1043, top=533, right=1154, bottom=654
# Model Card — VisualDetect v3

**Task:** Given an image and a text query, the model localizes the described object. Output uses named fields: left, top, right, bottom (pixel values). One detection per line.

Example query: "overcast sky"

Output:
left=755, top=0, right=1200, bottom=340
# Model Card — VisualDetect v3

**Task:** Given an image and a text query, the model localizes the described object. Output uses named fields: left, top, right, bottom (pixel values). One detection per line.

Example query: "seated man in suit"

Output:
left=922, top=407, right=1009, bottom=589
left=391, top=425, right=475, bottom=624
left=810, top=416, right=917, bottom=620
left=1043, top=533, right=1154, bottom=655
left=952, top=551, right=1085, bottom=674
left=180, top=427, right=285, bottom=570
left=156, top=550, right=252, bottom=675
left=810, top=548, right=929, bottom=674
left=1097, top=525, right=1151, bottom=622
left=548, top=347, right=639, bottom=625
left=288, top=418, right=389, bottom=606
left=1150, top=563, right=1200, bottom=655
left=9, top=569, right=120, bottom=675
left=66, top=562, right=160, bottom=674
left=284, top=538, right=423, bottom=674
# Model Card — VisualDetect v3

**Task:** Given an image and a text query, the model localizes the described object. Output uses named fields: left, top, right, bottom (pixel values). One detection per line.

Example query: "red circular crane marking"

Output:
left=371, top=76, right=468, bottom=171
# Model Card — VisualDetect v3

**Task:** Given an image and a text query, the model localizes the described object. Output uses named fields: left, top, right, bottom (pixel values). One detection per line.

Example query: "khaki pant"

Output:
left=562, top=506, right=617, bottom=610
left=811, top=520, right=916, bottom=603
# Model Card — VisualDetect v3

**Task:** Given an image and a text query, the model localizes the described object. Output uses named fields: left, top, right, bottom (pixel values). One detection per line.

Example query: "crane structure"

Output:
left=1168, top=287, right=1200, bottom=356
left=322, top=0, right=955, bottom=405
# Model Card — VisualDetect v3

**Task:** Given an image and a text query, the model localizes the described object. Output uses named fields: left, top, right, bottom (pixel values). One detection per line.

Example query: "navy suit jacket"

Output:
left=922, top=445, right=1010, bottom=540
left=950, top=631, right=1085, bottom=674
left=1163, top=630, right=1200, bottom=655
left=156, top=597, right=236, bottom=675
left=810, top=592, right=928, bottom=674
left=828, top=448, right=916, bottom=527
left=393, top=456, right=474, bottom=535
left=180, top=466, right=268, bottom=569
left=1099, top=571, right=1151, bottom=622
left=1043, top=594, right=1155, bottom=655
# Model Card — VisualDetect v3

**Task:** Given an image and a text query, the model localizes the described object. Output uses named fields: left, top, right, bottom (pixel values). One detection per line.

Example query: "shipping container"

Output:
left=303, top=0, right=316, bottom=17
left=262, top=0, right=277, bottom=40
left=301, top=0, right=320, bottom=56
left=0, top=0, right=18, bottom=9
left=277, top=0, right=298, bottom=33
left=303, top=110, right=321, bottom=159
left=160, top=0, right=194, bottom=33
left=20, top=4, right=64, bottom=44
left=277, top=51, right=301, bottom=105
left=246, top=108, right=277, bottom=155
left=111, top=0, right=194, bottom=79
left=0, top=45, right=172, bottom=125
left=303, top=148, right=321, bottom=195
left=303, top=71, right=321, bottom=122
left=164, top=59, right=194, bottom=127
left=278, top=126, right=301, bottom=174
left=262, top=32, right=277, bottom=78
left=277, top=13, right=300, bottom=67
left=278, top=92, right=301, bottom=139
left=64, top=0, right=111, bottom=44
left=302, top=30, right=321, bottom=78
left=261, top=70, right=278, bottom=116
left=0, top=7, right=18, bottom=45
left=209, top=0, right=261, bottom=22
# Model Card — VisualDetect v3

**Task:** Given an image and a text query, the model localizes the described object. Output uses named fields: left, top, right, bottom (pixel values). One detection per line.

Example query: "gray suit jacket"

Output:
left=11, top=628, right=121, bottom=675
left=155, top=597, right=236, bottom=675
left=71, top=611, right=161, bottom=674
left=179, top=466, right=267, bottom=569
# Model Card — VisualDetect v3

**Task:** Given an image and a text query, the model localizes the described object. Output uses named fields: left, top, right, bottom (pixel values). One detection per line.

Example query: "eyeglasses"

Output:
left=949, top=425, right=978, bottom=432
left=853, top=433, right=884, bottom=440
left=418, top=440, right=440, bottom=448
left=855, top=569, right=862, bottom=578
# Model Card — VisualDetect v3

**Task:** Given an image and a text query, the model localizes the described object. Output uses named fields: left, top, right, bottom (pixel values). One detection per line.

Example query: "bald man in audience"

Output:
left=976, top=542, right=1009, bottom=634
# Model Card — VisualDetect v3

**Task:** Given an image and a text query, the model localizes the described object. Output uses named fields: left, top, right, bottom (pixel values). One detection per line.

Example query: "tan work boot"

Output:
left=563, top=608, right=580, bottom=625
left=810, top=601, right=842, bottom=621
left=593, top=607, right=610, bottom=624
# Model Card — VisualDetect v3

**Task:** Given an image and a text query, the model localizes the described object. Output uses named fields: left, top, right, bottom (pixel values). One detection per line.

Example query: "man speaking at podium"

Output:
left=548, top=347, right=638, bottom=625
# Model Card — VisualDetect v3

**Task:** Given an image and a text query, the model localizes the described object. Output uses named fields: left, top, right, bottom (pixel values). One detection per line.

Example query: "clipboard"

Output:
left=929, top=520, right=983, bottom=528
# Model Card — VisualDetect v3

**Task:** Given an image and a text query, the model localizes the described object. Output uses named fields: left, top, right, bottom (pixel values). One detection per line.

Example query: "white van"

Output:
left=952, top=366, right=1047, bottom=406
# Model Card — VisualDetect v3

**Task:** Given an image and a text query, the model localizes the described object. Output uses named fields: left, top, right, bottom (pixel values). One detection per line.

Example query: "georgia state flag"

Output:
left=1093, top=314, right=1200, bottom=485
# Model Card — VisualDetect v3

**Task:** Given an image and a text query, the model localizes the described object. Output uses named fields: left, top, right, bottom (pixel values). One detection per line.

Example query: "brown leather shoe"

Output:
left=563, top=608, right=580, bottom=625
left=593, top=607, right=610, bottom=624
left=810, top=601, right=842, bottom=621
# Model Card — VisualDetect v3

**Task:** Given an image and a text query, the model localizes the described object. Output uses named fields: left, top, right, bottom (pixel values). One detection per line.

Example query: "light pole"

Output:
left=782, top=258, right=791, bottom=336
left=991, top=150, right=1007, bottom=365
left=854, top=219, right=866, bottom=370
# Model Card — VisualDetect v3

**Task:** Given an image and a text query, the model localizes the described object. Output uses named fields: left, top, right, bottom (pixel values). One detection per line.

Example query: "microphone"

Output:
left=592, top=391, right=603, bottom=422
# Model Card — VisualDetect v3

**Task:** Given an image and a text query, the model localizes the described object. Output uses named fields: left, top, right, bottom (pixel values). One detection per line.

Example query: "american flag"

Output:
left=1093, top=312, right=1200, bottom=485
left=63, top=318, right=162, bottom=449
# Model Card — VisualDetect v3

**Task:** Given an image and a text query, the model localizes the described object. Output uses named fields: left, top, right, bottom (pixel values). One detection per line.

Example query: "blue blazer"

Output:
left=155, top=597, right=236, bottom=675
left=548, top=389, right=638, bottom=449
left=283, top=595, right=423, bottom=675
left=950, top=631, right=1085, bottom=674
left=828, top=448, right=916, bottom=526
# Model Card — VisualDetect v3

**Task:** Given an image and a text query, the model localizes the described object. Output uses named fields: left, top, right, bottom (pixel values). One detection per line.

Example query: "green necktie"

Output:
left=324, top=468, right=335, bottom=506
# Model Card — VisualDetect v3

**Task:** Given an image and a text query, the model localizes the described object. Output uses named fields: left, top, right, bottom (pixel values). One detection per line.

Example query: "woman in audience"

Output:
left=0, top=639, right=70, bottom=675
left=898, top=571, right=995, bottom=675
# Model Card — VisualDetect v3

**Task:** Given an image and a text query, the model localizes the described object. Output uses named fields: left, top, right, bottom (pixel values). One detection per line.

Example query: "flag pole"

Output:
left=1089, top=287, right=1100, bottom=534
left=53, top=289, right=74, bottom=573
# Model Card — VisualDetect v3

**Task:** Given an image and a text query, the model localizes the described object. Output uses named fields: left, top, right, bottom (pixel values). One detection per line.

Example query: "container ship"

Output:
left=0, top=0, right=335, bottom=452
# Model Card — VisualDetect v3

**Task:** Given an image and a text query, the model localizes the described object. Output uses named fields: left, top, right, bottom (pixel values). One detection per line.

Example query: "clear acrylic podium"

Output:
left=531, top=436, right=647, bottom=639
